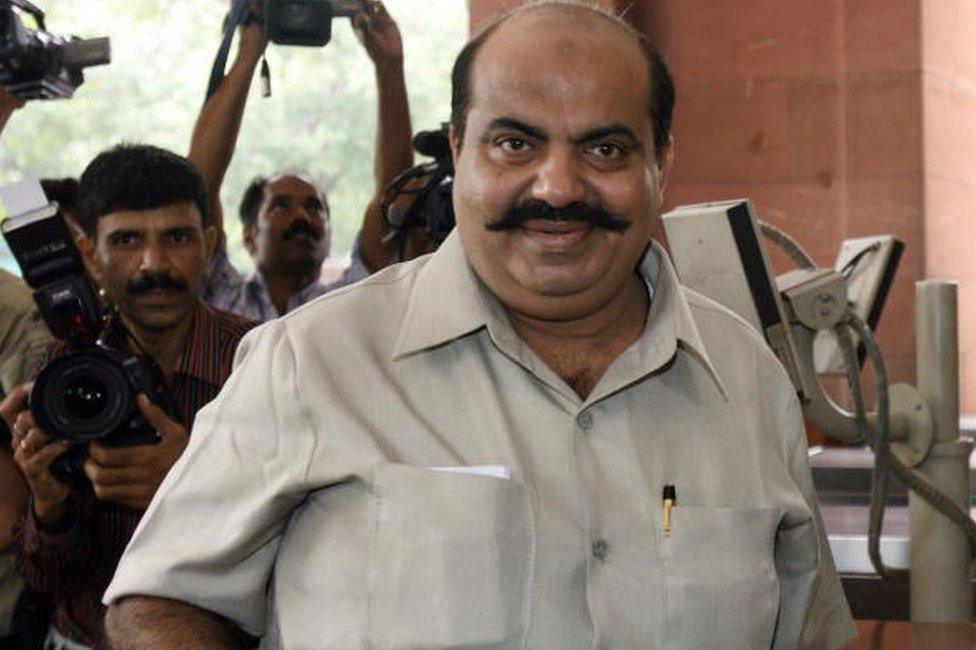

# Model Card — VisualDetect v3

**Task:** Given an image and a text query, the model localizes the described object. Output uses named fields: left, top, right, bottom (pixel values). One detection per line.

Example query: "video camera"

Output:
left=0, top=181, right=170, bottom=484
left=381, top=123, right=456, bottom=259
left=0, top=0, right=110, bottom=101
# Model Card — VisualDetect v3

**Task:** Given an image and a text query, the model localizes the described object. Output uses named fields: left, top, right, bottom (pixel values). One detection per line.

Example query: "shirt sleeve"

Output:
left=772, top=393, right=856, bottom=650
left=103, top=320, right=320, bottom=637
left=16, top=491, right=97, bottom=598
left=333, top=232, right=372, bottom=289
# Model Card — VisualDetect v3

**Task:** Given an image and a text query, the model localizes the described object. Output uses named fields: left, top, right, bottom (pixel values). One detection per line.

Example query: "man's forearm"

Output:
left=0, top=106, right=15, bottom=141
left=16, top=494, right=92, bottom=597
left=360, top=61, right=414, bottom=271
left=373, top=61, right=413, bottom=191
left=106, top=596, right=246, bottom=649
left=0, top=450, right=27, bottom=550
left=188, top=46, right=262, bottom=238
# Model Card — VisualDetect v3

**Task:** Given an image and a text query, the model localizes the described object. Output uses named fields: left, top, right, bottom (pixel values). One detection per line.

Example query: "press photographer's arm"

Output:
left=189, top=1, right=266, bottom=234
left=353, top=0, right=413, bottom=271
left=0, top=85, right=24, bottom=140
left=188, top=0, right=412, bottom=273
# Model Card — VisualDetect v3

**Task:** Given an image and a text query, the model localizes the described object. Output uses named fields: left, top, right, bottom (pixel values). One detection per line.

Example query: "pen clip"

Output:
left=662, top=484, right=676, bottom=537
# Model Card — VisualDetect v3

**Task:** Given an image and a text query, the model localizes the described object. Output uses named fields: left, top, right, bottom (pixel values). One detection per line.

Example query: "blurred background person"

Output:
left=195, top=0, right=414, bottom=321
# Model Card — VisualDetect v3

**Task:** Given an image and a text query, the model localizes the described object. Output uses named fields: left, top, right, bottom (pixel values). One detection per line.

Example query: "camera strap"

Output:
left=205, top=0, right=248, bottom=101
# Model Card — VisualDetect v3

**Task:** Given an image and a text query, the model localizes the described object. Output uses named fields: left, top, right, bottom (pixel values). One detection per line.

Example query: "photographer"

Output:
left=0, top=144, right=255, bottom=650
left=195, top=0, right=414, bottom=321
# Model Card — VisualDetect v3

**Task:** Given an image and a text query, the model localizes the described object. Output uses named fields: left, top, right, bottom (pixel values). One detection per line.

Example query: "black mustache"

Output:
left=485, top=200, right=631, bottom=233
left=283, top=219, right=323, bottom=241
left=127, top=273, right=188, bottom=295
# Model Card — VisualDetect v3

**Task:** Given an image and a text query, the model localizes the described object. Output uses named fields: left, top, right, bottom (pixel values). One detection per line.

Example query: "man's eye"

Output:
left=169, top=230, right=191, bottom=243
left=498, top=137, right=530, bottom=153
left=114, top=233, right=140, bottom=246
left=589, top=142, right=627, bottom=160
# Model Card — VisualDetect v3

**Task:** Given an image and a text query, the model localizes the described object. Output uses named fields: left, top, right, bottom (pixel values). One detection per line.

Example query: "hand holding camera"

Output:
left=83, top=394, right=188, bottom=511
left=2, top=384, right=71, bottom=530
left=353, top=1, right=402, bottom=67
left=238, top=0, right=268, bottom=63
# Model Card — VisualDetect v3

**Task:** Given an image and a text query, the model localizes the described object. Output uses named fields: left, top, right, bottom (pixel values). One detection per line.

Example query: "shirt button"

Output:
left=592, top=538, right=609, bottom=560
left=577, top=412, right=594, bottom=430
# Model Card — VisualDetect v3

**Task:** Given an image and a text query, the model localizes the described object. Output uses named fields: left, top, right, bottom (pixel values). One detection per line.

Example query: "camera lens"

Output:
left=31, top=349, right=134, bottom=442
left=63, top=376, right=109, bottom=420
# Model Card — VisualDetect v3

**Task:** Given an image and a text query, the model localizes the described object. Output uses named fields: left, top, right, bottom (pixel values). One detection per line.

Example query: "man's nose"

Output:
left=139, top=238, right=173, bottom=271
left=530, top=148, right=586, bottom=208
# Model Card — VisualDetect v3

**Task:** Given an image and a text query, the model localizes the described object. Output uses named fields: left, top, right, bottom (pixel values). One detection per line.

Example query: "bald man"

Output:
left=104, top=2, right=854, bottom=647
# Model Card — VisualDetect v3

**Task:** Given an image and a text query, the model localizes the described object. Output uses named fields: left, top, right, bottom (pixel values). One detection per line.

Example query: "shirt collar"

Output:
left=100, top=301, right=219, bottom=385
left=175, top=302, right=223, bottom=384
left=393, top=231, right=728, bottom=400
left=393, top=231, right=498, bottom=358
left=637, top=240, right=729, bottom=400
left=244, top=270, right=327, bottom=318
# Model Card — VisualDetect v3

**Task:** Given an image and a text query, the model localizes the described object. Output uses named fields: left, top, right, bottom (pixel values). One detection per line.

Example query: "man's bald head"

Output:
left=450, top=0, right=675, bottom=160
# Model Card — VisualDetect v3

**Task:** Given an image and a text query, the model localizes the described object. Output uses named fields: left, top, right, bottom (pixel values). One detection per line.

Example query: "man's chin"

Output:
left=121, top=303, right=194, bottom=334
left=280, top=253, right=327, bottom=278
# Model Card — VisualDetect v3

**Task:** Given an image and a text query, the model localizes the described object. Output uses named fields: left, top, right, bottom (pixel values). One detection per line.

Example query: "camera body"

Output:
left=0, top=0, right=110, bottom=100
left=1, top=196, right=167, bottom=484
left=263, top=0, right=365, bottom=47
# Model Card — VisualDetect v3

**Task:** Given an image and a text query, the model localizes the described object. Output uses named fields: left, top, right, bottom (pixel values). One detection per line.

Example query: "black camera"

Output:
left=209, top=0, right=365, bottom=99
left=381, top=124, right=456, bottom=259
left=1, top=194, right=169, bottom=484
left=263, top=0, right=366, bottom=47
left=0, top=0, right=110, bottom=101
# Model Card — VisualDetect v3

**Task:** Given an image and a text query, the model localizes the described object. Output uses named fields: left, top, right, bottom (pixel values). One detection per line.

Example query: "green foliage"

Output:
left=0, top=0, right=467, bottom=273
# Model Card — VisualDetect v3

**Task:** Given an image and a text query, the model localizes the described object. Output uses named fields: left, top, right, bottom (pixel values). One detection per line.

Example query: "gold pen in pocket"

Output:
left=662, top=484, right=676, bottom=537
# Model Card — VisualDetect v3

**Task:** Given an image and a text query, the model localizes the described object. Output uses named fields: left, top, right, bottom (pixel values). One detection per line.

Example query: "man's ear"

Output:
left=77, top=232, right=103, bottom=287
left=449, top=123, right=461, bottom=168
left=242, top=223, right=257, bottom=256
left=203, top=225, right=218, bottom=264
left=656, top=135, right=675, bottom=201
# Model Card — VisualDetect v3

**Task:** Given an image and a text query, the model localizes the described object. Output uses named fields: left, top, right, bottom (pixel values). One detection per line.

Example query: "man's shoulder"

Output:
left=274, top=256, right=429, bottom=343
left=680, top=286, right=796, bottom=390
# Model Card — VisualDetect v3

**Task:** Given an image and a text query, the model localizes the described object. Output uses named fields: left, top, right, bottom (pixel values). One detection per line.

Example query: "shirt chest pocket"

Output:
left=660, top=507, right=782, bottom=649
left=367, top=464, right=535, bottom=649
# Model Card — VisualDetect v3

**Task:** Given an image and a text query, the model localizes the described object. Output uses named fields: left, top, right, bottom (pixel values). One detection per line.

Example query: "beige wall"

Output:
left=465, top=0, right=975, bottom=413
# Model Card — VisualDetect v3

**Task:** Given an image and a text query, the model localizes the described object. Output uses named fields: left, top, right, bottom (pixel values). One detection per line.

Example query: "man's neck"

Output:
left=119, top=310, right=195, bottom=379
left=507, top=274, right=650, bottom=400
left=259, top=267, right=319, bottom=316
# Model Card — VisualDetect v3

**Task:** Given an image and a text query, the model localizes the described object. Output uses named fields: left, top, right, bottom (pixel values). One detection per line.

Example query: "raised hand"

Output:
left=353, top=1, right=403, bottom=67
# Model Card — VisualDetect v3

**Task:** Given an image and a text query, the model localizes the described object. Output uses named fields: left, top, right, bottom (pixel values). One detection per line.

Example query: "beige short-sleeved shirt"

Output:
left=106, top=232, right=854, bottom=649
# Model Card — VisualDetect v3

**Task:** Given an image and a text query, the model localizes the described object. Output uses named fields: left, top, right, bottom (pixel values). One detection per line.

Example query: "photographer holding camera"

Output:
left=0, top=144, right=255, bottom=650
left=196, top=0, right=414, bottom=321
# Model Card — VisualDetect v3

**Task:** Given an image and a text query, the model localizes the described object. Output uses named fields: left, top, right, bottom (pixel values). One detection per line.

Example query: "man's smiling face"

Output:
left=450, top=8, right=671, bottom=322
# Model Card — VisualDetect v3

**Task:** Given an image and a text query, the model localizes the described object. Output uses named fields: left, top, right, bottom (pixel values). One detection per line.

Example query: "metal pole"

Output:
left=910, top=280, right=973, bottom=621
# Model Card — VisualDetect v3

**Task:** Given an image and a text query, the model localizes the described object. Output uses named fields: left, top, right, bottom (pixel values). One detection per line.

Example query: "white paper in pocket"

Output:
left=429, top=465, right=512, bottom=480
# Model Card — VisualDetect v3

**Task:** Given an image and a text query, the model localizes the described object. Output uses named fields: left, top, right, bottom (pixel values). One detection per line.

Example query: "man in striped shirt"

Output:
left=0, top=144, right=255, bottom=650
